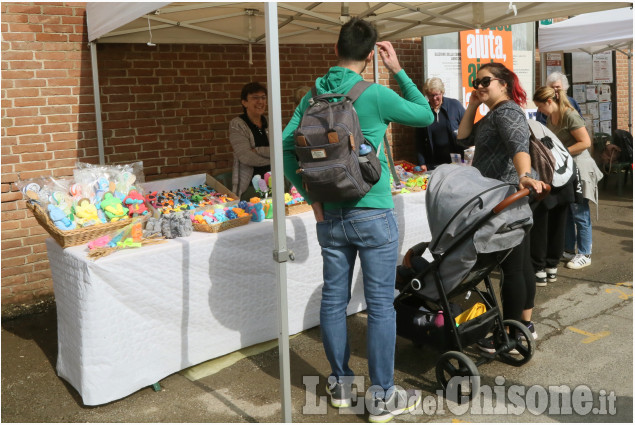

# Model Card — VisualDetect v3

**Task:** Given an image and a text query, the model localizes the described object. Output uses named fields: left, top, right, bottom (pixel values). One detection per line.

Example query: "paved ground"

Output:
left=2, top=181, right=632, bottom=423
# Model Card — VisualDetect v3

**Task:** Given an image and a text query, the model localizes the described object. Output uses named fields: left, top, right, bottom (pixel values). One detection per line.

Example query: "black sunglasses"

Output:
left=472, top=76, right=503, bottom=89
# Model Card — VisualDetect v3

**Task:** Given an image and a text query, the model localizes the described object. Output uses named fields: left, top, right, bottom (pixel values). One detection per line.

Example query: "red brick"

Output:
left=35, top=33, right=67, bottom=42
left=1, top=274, right=26, bottom=287
left=41, top=5, right=74, bottom=17
left=13, top=141, right=48, bottom=152
left=9, top=23, right=43, bottom=33
left=47, top=96, right=79, bottom=105
left=14, top=162, right=45, bottom=175
left=21, top=152, right=54, bottom=162
left=0, top=251, right=32, bottom=268
left=1, top=50, right=34, bottom=60
left=25, top=252, right=48, bottom=263
left=13, top=97, right=46, bottom=107
left=5, top=106, right=39, bottom=117
left=6, top=87, right=40, bottom=98
left=5, top=126, right=39, bottom=137
left=51, top=132, right=79, bottom=142
left=14, top=116, right=46, bottom=126
left=42, top=60, right=75, bottom=70
left=46, top=158, right=75, bottom=169
left=1, top=69, right=35, bottom=79
left=11, top=78, right=46, bottom=88
left=1, top=32, right=35, bottom=41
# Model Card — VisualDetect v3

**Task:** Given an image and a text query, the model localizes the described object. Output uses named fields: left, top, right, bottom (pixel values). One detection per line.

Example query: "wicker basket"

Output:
left=192, top=214, right=251, bottom=233
left=26, top=201, right=133, bottom=248
left=285, top=202, right=312, bottom=216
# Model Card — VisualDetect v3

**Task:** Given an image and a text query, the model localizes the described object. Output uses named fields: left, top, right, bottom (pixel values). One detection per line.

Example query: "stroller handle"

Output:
left=492, top=184, right=551, bottom=214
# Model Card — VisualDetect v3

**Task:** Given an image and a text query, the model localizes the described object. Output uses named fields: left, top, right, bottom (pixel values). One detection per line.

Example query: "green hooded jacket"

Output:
left=282, top=66, right=434, bottom=210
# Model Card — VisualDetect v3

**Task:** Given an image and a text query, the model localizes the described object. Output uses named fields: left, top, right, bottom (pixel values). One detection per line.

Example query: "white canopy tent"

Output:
left=539, top=7, right=633, bottom=54
left=85, top=2, right=631, bottom=421
left=539, top=7, right=633, bottom=132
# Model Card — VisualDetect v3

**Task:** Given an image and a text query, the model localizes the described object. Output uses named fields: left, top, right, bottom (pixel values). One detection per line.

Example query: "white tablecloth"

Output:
left=46, top=191, right=430, bottom=406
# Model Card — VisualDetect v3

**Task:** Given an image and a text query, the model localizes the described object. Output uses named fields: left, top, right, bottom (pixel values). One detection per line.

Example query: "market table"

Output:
left=45, top=190, right=430, bottom=406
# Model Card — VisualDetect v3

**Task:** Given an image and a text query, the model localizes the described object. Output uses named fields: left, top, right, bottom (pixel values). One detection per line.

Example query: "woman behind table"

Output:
left=414, top=77, right=465, bottom=171
left=457, top=62, right=547, bottom=353
left=229, top=82, right=271, bottom=200
left=533, top=86, right=602, bottom=270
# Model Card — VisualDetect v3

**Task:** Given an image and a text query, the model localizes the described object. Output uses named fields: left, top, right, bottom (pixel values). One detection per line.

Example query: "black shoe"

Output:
left=477, top=335, right=496, bottom=354
left=535, top=269, right=547, bottom=287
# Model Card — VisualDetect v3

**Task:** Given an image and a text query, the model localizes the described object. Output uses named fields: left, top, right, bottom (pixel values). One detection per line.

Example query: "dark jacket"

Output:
left=414, top=96, right=465, bottom=168
left=536, top=95, right=582, bottom=124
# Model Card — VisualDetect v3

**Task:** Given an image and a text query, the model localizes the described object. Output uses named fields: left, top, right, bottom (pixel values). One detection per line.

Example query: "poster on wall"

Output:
left=587, top=102, right=599, bottom=119
left=593, top=120, right=600, bottom=134
left=460, top=26, right=513, bottom=121
left=426, top=49, right=462, bottom=101
left=572, top=52, right=593, bottom=83
left=593, top=52, right=613, bottom=83
left=597, top=84, right=611, bottom=102
left=514, top=50, right=535, bottom=108
left=572, top=84, right=586, bottom=104
left=600, top=120, right=612, bottom=134
left=545, top=52, right=563, bottom=77
left=599, top=102, right=612, bottom=121
left=578, top=103, right=588, bottom=115
left=586, top=85, right=598, bottom=101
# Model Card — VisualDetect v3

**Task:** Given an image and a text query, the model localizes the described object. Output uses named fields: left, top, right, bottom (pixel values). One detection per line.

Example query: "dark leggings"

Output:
left=500, top=235, right=535, bottom=321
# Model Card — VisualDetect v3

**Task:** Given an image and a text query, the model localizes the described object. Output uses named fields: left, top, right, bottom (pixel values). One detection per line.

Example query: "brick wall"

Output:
left=1, top=3, right=425, bottom=307
left=2, top=2, right=94, bottom=305
left=615, top=51, right=633, bottom=132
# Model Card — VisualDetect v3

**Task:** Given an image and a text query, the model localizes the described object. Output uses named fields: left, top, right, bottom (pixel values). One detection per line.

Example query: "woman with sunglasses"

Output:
left=229, top=82, right=271, bottom=200
left=457, top=62, right=548, bottom=353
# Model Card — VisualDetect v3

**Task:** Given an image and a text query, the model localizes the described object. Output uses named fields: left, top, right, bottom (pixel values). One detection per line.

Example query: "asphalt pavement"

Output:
left=1, top=181, right=632, bottom=423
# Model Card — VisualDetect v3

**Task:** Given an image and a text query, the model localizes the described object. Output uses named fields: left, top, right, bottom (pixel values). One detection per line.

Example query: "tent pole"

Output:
left=629, top=48, right=632, bottom=134
left=265, top=3, right=292, bottom=423
left=89, top=42, right=105, bottom=165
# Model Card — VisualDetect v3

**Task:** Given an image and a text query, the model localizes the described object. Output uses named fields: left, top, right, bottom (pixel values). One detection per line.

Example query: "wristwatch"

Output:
left=518, top=172, right=532, bottom=179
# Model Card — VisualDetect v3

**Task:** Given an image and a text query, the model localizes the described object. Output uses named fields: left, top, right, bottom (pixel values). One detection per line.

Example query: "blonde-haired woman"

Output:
left=533, top=86, right=602, bottom=270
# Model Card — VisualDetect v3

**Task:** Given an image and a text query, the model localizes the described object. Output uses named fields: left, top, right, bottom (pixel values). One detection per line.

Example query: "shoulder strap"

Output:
left=383, top=133, right=402, bottom=190
left=346, top=80, right=373, bottom=103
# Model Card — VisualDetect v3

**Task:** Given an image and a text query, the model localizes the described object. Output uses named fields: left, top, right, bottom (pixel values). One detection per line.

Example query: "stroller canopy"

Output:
left=422, top=164, right=533, bottom=298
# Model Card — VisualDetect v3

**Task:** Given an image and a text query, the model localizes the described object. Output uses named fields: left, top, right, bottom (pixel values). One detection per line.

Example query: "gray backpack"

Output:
left=293, top=80, right=382, bottom=203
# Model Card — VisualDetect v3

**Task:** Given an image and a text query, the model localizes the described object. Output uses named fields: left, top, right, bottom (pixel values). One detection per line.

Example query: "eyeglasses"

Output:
left=472, top=77, right=503, bottom=89
left=248, top=95, right=267, bottom=101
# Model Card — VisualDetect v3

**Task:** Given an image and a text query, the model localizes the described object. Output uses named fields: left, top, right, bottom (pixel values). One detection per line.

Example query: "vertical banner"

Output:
left=460, top=26, right=513, bottom=121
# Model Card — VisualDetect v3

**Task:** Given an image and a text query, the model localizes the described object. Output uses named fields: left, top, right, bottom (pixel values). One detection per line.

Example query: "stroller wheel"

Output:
left=497, top=319, right=535, bottom=366
left=435, top=351, right=480, bottom=402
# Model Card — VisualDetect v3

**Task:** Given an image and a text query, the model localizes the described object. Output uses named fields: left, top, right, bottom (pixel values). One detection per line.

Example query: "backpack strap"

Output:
left=346, top=80, right=373, bottom=103
left=346, top=80, right=401, bottom=189
left=383, top=133, right=402, bottom=190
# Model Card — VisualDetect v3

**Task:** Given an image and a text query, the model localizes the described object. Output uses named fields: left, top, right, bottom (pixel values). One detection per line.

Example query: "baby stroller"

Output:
left=394, top=164, right=542, bottom=401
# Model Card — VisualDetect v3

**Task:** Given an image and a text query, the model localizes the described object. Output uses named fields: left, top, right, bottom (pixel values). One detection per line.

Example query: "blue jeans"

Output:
left=565, top=199, right=592, bottom=255
left=316, top=208, right=399, bottom=392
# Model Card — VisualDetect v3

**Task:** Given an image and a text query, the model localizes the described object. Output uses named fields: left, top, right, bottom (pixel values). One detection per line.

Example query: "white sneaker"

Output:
left=562, top=251, right=576, bottom=262
left=566, top=254, right=591, bottom=270
left=367, top=388, right=421, bottom=423
left=545, top=267, right=557, bottom=283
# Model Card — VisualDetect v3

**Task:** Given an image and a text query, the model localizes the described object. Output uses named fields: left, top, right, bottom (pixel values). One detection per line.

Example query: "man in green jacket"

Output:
left=282, top=18, right=433, bottom=423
